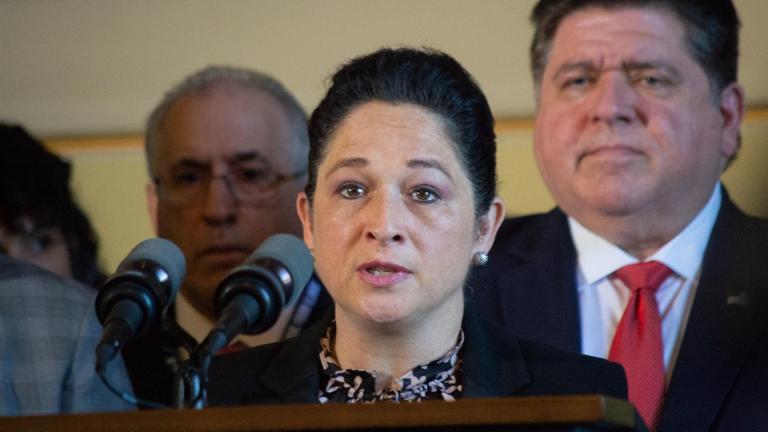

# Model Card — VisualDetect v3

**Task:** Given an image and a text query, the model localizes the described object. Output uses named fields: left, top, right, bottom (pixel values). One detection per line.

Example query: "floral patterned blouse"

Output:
left=317, top=322, right=464, bottom=403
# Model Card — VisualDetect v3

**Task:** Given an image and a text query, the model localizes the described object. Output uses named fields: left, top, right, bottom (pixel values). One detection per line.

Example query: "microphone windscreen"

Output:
left=249, top=234, right=313, bottom=303
left=119, top=238, right=186, bottom=298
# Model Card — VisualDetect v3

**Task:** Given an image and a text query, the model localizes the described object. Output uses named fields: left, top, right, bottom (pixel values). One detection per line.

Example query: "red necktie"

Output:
left=608, top=261, right=672, bottom=431
left=215, top=340, right=249, bottom=356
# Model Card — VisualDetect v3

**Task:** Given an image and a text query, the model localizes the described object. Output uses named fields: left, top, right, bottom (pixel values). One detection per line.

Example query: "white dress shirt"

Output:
left=176, top=290, right=298, bottom=347
left=571, top=184, right=722, bottom=382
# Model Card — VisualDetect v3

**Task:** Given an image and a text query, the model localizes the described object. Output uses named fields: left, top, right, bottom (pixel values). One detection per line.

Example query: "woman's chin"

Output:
left=353, top=300, right=413, bottom=326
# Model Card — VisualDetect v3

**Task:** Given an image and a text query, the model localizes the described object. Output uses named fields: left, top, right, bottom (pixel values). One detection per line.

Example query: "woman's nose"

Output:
left=363, top=191, right=405, bottom=245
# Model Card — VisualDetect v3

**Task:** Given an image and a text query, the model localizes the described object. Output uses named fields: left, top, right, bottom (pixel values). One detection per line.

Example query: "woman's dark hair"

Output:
left=0, top=124, right=105, bottom=287
left=307, top=47, right=497, bottom=217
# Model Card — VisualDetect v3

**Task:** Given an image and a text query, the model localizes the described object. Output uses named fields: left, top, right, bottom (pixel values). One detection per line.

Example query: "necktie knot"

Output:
left=614, top=261, right=672, bottom=294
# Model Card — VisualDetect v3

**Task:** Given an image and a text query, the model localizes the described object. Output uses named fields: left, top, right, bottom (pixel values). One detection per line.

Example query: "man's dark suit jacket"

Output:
left=206, top=304, right=627, bottom=406
left=469, top=191, right=768, bottom=431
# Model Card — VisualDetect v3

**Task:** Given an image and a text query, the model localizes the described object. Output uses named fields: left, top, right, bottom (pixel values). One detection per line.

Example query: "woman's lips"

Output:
left=356, top=261, right=412, bottom=287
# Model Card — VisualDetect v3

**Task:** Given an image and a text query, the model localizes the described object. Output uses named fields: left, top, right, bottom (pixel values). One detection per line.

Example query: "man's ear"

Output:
left=296, top=192, right=314, bottom=251
left=718, top=82, right=745, bottom=160
left=146, top=181, right=159, bottom=235
left=475, top=197, right=506, bottom=254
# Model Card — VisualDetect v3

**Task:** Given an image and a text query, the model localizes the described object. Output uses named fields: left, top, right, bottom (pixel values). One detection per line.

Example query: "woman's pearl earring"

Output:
left=472, top=251, right=489, bottom=266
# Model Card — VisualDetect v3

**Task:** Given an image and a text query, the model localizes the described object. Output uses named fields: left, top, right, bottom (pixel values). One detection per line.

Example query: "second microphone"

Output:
left=200, top=233, right=314, bottom=356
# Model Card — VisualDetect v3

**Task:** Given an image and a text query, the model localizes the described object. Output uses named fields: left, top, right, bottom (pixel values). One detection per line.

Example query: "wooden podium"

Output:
left=0, top=395, right=639, bottom=431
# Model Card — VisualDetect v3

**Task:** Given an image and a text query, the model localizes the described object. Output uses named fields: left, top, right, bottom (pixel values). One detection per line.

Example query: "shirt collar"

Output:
left=175, top=291, right=216, bottom=343
left=569, top=183, right=722, bottom=286
left=177, top=291, right=300, bottom=349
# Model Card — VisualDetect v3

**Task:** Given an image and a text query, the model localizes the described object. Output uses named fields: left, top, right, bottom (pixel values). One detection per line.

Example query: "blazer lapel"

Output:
left=483, top=209, right=581, bottom=352
left=257, top=317, right=329, bottom=403
left=461, top=304, right=531, bottom=397
left=660, top=195, right=767, bottom=431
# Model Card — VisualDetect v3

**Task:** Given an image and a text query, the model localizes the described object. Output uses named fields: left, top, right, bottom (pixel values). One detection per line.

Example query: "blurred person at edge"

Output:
left=208, top=48, right=628, bottom=407
left=471, top=1, right=768, bottom=431
left=0, top=123, right=105, bottom=288
left=0, top=124, right=134, bottom=415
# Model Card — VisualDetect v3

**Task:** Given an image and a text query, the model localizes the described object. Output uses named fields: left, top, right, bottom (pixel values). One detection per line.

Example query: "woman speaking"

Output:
left=209, top=47, right=626, bottom=404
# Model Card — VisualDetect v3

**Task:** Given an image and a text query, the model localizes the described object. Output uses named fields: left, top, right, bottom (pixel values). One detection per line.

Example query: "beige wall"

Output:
left=49, top=113, right=768, bottom=272
left=67, top=147, right=153, bottom=273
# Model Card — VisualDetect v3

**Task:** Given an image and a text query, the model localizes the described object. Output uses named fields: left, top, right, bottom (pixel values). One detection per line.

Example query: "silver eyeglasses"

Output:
left=154, top=163, right=306, bottom=207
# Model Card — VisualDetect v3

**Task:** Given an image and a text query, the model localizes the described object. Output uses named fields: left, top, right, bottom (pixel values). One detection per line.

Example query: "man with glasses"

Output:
left=124, top=66, right=329, bottom=406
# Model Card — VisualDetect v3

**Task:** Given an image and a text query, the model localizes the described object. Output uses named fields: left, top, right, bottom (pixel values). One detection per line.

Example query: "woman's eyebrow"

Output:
left=407, top=158, right=452, bottom=180
left=325, top=157, right=368, bottom=179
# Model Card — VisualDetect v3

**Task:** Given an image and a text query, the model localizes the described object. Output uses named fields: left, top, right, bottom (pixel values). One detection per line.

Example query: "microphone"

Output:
left=201, top=234, right=313, bottom=355
left=95, top=238, right=185, bottom=371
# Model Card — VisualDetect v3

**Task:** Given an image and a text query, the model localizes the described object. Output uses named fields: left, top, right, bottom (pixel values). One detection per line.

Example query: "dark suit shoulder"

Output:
left=208, top=340, right=287, bottom=406
left=719, top=202, right=768, bottom=247
left=461, top=306, right=626, bottom=400
left=515, top=337, right=627, bottom=399
left=487, top=209, right=571, bottom=263
left=208, top=315, right=329, bottom=406
left=494, top=212, right=552, bottom=246
left=706, top=197, right=768, bottom=305
left=471, top=210, right=556, bottom=290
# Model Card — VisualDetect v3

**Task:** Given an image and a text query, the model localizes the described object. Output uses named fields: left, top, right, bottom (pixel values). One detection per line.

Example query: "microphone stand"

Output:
left=173, top=299, right=256, bottom=409
left=173, top=360, right=205, bottom=409
left=176, top=253, right=301, bottom=409
left=154, top=313, right=205, bottom=410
